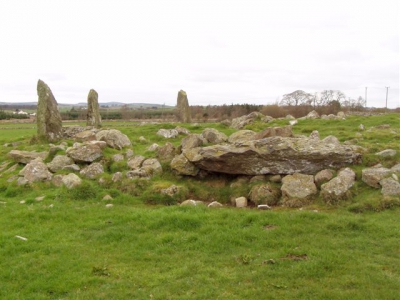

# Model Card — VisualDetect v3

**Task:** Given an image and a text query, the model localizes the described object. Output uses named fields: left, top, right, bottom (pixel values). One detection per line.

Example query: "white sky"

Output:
left=0, top=0, right=399, bottom=107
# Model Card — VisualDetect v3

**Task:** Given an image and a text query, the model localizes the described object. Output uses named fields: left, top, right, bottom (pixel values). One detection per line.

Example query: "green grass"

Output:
left=0, top=113, right=399, bottom=298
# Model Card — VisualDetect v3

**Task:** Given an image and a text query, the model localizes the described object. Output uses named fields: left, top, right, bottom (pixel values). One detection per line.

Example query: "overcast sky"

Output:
left=0, top=0, right=398, bottom=107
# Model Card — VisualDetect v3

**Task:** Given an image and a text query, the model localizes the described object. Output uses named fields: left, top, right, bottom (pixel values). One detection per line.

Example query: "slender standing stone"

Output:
left=176, top=90, right=191, bottom=123
left=86, top=89, right=102, bottom=128
left=36, top=79, right=63, bottom=142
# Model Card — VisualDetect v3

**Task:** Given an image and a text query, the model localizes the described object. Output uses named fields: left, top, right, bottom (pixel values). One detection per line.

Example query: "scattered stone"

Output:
left=289, top=119, right=298, bottom=126
left=20, top=200, right=25, bottom=204
left=74, top=130, right=97, bottom=142
left=286, top=115, right=295, bottom=120
left=321, top=168, right=356, bottom=203
left=180, top=199, right=203, bottom=206
left=127, top=155, right=146, bottom=170
left=181, top=134, right=204, bottom=150
left=309, top=130, right=320, bottom=140
left=67, top=143, right=103, bottom=163
left=36, top=79, right=63, bottom=142
left=112, top=172, right=123, bottom=182
left=281, top=174, right=317, bottom=207
left=62, top=164, right=81, bottom=172
left=228, top=130, right=256, bottom=144
left=95, top=129, right=131, bottom=150
left=157, top=142, right=177, bottom=162
left=362, top=166, right=392, bottom=188
left=105, top=204, right=114, bottom=208
left=176, top=90, right=191, bottom=123
left=249, top=184, right=281, bottom=206
left=156, top=129, right=179, bottom=139
left=4, top=164, right=18, bottom=174
left=47, top=155, right=74, bottom=172
left=147, top=143, right=160, bottom=151
left=80, top=162, right=104, bottom=179
left=170, top=154, right=199, bottom=176
left=322, top=135, right=341, bottom=146
left=8, top=150, right=47, bottom=164
left=61, top=173, right=82, bottom=189
left=380, top=178, right=400, bottom=196
left=230, top=112, right=265, bottom=129
left=254, top=125, right=293, bottom=139
left=86, top=89, right=102, bottom=128
left=391, top=163, right=400, bottom=173
left=103, top=195, right=113, bottom=201
left=175, top=126, right=190, bottom=135
left=375, top=124, right=390, bottom=129
left=17, top=177, right=29, bottom=186
left=249, top=175, right=267, bottom=183
left=314, top=169, right=334, bottom=186
left=142, top=158, right=162, bottom=176
left=52, top=174, right=64, bottom=187
left=208, top=201, right=223, bottom=208
left=257, top=204, right=272, bottom=210
left=376, top=149, right=397, bottom=158
left=359, top=124, right=365, bottom=131
left=112, top=154, right=125, bottom=162
left=235, top=197, right=248, bottom=208
left=202, top=128, right=228, bottom=144
left=125, top=149, right=134, bottom=158
left=160, top=185, right=181, bottom=197
left=139, top=136, right=147, bottom=143
left=15, top=235, right=28, bottom=241
left=19, top=158, right=53, bottom=183
left=306, top=110, right=319, bottom=119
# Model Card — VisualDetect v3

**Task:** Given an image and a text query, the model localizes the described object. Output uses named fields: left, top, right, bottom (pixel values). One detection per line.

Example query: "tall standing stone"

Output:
left=36, top=79, right=63, bottom=142
left=176, top=90, right=191, bottom=123
left=86, top=89, right=102, bottom=128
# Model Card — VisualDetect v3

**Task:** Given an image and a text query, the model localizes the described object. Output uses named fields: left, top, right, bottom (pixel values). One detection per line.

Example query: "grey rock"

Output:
left=74, top=130, right=97, bottom=142
left=52, top=174, right=64, bottom=187
left=62, top=164, right=81, bottom=172
left=170, top=154, right=199, bottom=176
left=80, top=162, right=104, bottom=179
left=376, top=149, right=397, bottom=158
left=306, top=110, right=319, bottom=119
left=19, top=158, right=52, bottom=183
left=156, top=129, right=179, bottom=139
left=254, top=125, right=293, bottom=139
left=309, top=130, right=320, bottom=140
left=235, top=197, right=248, bottom=208
left=112, top=154, right=125, bottom=162
left=66, top=143, right=103, bottom=163
left=86, top=89, right=102, bottom=128
left=202, top=128, right=228, bottom=144
left=127, top=155, right=146, bottom=170
left=181, top=134, right=204, bottom=150
left=180, top=199, right=204, bottom=206
left=47, top=155, right=74, bottom=172
left=147, top=143, right=160, bottom=151
left=208, top=201, right=223, bottom=208
left=230, top=112, right=264, bottom=129
left=380, top=178, right=400, bottom=196
left=160, top=185, right=181, bottom=196
left=228, top=130, right=256, bottom=144
left=157, top=142, right=177, bottom=162
left=36, top=79, right=63, bottom=142
left=249, top=184, right=281, bottom=206
left=8, top=150, right=47, bottom=164
left=95, top=129, right=131, bottom=150
left=281, top=173, right=317, bottom=207
left=61, top=173, right=82, bottom=189
left=321, top=168, right=356, bottom=203
left=142, top=158, right=162, bottom=176
left=392, top=163, right=400, bottom=173
left=112, top=172, right=123, bottom=182
left=175, top=126, right=190, bottom=135
left=362, top=166, right=392, bottom=188
left=314, top=169, right=334, bottom=186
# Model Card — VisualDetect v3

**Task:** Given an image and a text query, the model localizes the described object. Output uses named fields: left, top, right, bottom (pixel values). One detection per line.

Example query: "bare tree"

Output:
left=280, top=90, right=313, bottom=106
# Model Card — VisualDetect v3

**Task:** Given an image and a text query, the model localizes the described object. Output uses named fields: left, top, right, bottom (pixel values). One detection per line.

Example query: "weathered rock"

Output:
left=175, top=126, right=190, bottom=135
left=359, top=124, right=365, bottom=131
left=126, top=149, right=134, bottom=158
left=228, top=130, right=256, bottom=144
left=180, top=199, right=204, bottom=206
left=142, top=158, right=162, bottom=176
left=249, top=175, right=267, bottom=183
left=8, top=150, right=47, bottom=164
left=376, top=149, right=397, bottom=158
left=112, top=154, right=125, bottom=162
left=127, top=155, right=146, bottom=170
left=281, top=174, right=317, bottom=207
left=286, top=114, right=295, bottom=120
left=249, top=184, right=281, bottom=206
left=36, top=79, right=63, bottom=142
left=362, top=166, right=392, bottom=188
left=170, top=154, right=199, bottom=176
left=202, top=128, right=228, bottom=144
left=62, top=164, right=80, bottom=172
left=306, top=110, right=319, bottom=119
left=314, top=169, right=334, bottom=186
left=17, top=177, right=29, bottom=186
left=52, top=174, right=64, bottom=187
left=86, top=89, right=102, bottom=128
left=254, top=126, right=293, bottom=139
left=66, top=143, right=103, bottom=163
left=337, top=111, right=346, bottom=119
left=309, top=130, right=320, bottom=140
left=47, top=155, right=74, bottom=172
left=176, top=90, right=191, bottom=123
left=138, top=136, right=147, bottom=143
left=80, top=162, right=104, bottom=179
left=181, top=134, right=204, bottom=150
left=322, top=135, right=341, bottom=146
left=126, top=169, right=150, bottom=179
left=182, top=136, right=361, bottom=175
left=208, top=201, right=223, bottom=208
left=74, top=130, right=97, bottom=142
left=289, top=120, right=298, bottom=126
left=87, top=140, right=107, bottom=149
left=49, top=144, right=66, bottom=156
left=160, top=185, right=181, bottom=197
left=62, top=173, right=82, bottom=189
left=156, top=129, right=179, bottom=139
left=321, top=168, right=356, bottom=203
left=95, top=129, right=131, bottom=150
left=19, top=158, right=52, bottom=183
left=103, top=195, right=113, bottom=201
left=235, top=197, right=248, bottom=208
left=269, top=175, right=282, bottom=183
left=392, top=164, right=400, bottom=173
left=147, top=143, right=160, bottom=151
left=380, top=178, right=400, bottom=196
left=230, top=112, right=264, bottom=129
left=157, top=142, right=177, bottom=162
left=112, top=172, right=123, bottom=182
left=63, top=126, right=94, bottom=138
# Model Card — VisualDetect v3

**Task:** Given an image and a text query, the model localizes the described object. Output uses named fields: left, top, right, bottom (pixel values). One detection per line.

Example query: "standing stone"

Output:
left=176, top=90, right=191, bottom=123
left=86, top=89, right=102, bottom=128
left=36, top=79, right=63, bottom=142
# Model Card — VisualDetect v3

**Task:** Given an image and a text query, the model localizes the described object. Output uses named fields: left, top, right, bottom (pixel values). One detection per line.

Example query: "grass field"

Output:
left=0, top=113, right=399, bottom=299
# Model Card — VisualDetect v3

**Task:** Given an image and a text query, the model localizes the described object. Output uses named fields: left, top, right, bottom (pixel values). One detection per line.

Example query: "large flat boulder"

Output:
left=182, top=136, right=361, bottom=175
left=8, top=150, right=47, bottom=164
left=95, top=129, right=131, bottom=150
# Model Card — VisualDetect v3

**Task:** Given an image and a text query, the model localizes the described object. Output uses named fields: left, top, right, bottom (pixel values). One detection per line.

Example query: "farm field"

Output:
left=0, top=113, right=399, bottom=299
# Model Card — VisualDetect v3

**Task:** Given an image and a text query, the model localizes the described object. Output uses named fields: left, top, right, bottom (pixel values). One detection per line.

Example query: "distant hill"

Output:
left=0, top=102, right=173, bottom=109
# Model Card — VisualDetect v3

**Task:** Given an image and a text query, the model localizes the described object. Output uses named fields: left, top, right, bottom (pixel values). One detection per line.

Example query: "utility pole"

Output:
left=365, top=87, right=367, bottom=108
left=385, top=86, right=390, bottom=109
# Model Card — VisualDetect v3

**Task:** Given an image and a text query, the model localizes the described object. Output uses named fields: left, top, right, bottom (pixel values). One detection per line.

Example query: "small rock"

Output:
left=208, top=201, right=223, bottom=208
left=35, top=196, right=45, bottom=201
left=20, top=200, right=26, bottom=204
left=376, top=149, right=397, bottom=158
left=235, top=197, right=248, bottom=208
left=103, top=195, right=113, bottom=201
left=105, top=204, right=114, bottom=208
left=257, top=204, right=272, bottom=210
